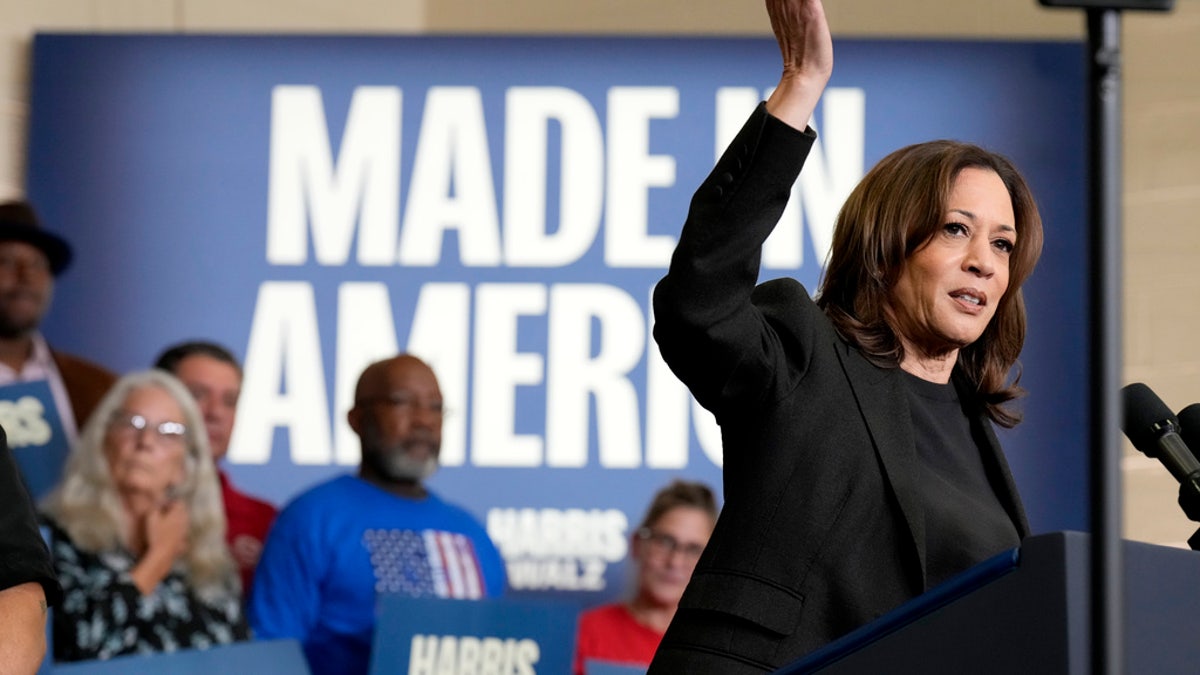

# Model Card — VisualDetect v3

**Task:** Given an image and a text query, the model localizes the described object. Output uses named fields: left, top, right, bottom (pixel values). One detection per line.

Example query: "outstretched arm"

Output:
left=651, top=0, right=833, bottom=417
left=765, top=0, right=833, bottom=131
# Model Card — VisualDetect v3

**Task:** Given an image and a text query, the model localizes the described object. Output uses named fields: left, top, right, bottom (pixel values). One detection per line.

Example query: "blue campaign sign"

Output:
left=586, top=662, right=647, bottom=675
left=1, top=379, right=70, bottom=499
left=370, top=596, right=576, bottom=674
left=26, top=34, right=1088, bottom=606
left=50, top=639, right=310, bottom=674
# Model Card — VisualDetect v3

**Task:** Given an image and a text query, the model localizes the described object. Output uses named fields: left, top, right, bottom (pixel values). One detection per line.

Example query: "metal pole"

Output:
left=1087, top=8, right=1123, bottom=675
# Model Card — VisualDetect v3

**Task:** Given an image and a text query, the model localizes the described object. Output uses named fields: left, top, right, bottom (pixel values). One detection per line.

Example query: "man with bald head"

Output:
left=249, top=354, right=506, bottom=675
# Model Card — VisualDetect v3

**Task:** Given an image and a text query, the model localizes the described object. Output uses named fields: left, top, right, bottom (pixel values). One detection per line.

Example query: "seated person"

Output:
left=573, top=480, right=717, bottom=675
left=154, top=340, right=277, bottom=594
left=0, top=427, right=62, bottom=673
left=40, top=370, right=249, bottom=662
left=250, top=354, right=506, bottom=675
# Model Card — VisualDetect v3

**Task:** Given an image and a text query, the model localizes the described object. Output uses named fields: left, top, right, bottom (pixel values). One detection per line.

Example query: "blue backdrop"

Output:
left=27, top=34, right=1088, bottom=606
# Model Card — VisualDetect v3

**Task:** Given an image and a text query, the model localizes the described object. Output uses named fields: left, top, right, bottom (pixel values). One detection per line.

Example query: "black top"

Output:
left=901, top=370, right=1021, bottom=588
left=0, top=429, right=62, bottom=606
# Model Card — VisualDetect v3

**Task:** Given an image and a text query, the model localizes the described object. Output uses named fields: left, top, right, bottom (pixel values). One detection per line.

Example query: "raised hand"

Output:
left=131, top=499, right=191, bottom=595
left=144, top=499, right=190, bottom=561
left=765, top=0, right=834, bottom=130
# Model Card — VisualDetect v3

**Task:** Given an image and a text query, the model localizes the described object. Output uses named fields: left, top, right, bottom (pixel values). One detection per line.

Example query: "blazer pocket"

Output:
left=678, top=569, right=804, bottom=636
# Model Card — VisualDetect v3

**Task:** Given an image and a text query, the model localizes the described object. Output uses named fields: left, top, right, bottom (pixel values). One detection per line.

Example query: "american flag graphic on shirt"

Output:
left=362, top=529, right=486, bottom=598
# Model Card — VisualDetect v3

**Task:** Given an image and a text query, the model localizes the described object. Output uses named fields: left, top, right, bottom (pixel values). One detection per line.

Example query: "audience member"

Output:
left=154, top=341, right=277, bottom=594
left=41, top=370, right=248, bottom=662
left=0, top=200, right=115, bottom=439
left=0, top=426, right=62, bottom=673
left=573, top=480, right=717, bottom=675
left=250, top=354, right=506, bottom=675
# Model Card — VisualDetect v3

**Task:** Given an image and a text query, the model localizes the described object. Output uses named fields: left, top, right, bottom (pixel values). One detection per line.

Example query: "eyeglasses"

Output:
left=357, top=392, right=445, bottom=417
left=109, top=412, right=188, bottom=446
left=636, top=528, right=706, bottom=561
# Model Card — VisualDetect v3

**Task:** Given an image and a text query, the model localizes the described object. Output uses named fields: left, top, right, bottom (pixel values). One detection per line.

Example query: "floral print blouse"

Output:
left=44, top=519, right=250, bottom=663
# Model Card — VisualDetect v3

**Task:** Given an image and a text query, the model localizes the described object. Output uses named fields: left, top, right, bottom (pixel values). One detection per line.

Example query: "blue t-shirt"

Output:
left=249, top=475, right=506, bottom=675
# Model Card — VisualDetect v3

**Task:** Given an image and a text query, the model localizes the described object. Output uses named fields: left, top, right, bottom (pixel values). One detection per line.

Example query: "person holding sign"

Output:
left=647, top=0, right=1044, bottom=671
left=573, top=480, right=716, bottom=675
left=41, top=370, right=248, bottom=662
left=0, top=200, right=116, bottom=498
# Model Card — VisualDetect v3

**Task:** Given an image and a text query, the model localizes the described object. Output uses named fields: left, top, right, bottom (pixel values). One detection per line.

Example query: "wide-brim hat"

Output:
left=0, top=200, right=72, bottom=275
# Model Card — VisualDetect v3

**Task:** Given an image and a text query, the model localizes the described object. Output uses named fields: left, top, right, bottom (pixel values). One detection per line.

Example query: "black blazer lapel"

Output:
left=970, top=409, right=1032, bottom=538
left=833, top=339, right=927, bottom=584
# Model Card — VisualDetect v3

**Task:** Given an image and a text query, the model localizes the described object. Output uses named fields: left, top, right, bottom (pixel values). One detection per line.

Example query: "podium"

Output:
left=50, top=639, right=309, bottom=674
left=778, top=532, right=1200, bottom=674
left=369, top=596, right=578, bottom=674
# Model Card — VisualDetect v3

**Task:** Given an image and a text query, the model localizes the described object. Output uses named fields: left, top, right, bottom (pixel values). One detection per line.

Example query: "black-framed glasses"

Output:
left=357, top=391, right=446, bottom=417
left=636, top=528, right=706, bottom=561
left=109, top=412, right=188, bottom=445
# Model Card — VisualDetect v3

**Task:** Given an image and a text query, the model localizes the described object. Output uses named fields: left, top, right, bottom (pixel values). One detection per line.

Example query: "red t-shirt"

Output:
left=219, top=470, right=277, bottom=594
left=574, top=604, right=663, bottom=675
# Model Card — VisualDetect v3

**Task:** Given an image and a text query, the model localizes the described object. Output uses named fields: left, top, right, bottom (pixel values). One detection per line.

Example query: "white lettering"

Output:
left=457, top=636, right=481, bottom=673
left=604, top=87, right=679, bottom=267
left=470, top=284, right=546, bottom=467
left=515, top=638, right=540, bottom=675
left=503, top=87, right=604, bottom=267
left=0, top=397, right=52, bottom=448
left=546, top=284, right=644, bottom=468
left=800, top=87, right=865, bottom=269
left=435, top=635, right=457, bottom=673
left=400, top=87, right=501, bottom=267
left=233, top=282, right=332, bottom=464
left=480, top=638, right=504, bottom=674
left=407, top=636, right=539, bottom=675
left=267, top=86, right=400, bottom=266
left=408, top=635, right=438, bottom=675
left=487, top=507, right=627, bottom=560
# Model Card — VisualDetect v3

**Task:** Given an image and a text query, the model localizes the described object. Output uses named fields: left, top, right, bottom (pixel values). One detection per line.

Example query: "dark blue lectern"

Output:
left=50, top=639, right=309, bottom=674
left=779, top=532, right=1200, bottom=674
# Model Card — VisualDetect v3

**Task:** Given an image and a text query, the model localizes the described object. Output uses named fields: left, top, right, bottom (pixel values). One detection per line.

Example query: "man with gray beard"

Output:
left=248, top=354, right=507, bottom=675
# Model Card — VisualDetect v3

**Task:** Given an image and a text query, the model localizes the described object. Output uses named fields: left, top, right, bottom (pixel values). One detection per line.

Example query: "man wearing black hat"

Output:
left=0, top=200, right=115, bottom=445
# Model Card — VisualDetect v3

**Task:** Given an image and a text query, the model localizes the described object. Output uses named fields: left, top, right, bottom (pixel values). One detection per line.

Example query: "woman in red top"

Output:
left=574, top=481, right=717, bottom=675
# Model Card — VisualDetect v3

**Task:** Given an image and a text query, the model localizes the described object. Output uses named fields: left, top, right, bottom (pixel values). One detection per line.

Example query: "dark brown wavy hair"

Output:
left=815, top=140, right=1044, bottom=428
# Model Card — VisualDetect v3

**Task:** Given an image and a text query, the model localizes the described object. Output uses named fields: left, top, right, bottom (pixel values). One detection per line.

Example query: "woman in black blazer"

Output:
left=647, top=1, right=1045, bottom=672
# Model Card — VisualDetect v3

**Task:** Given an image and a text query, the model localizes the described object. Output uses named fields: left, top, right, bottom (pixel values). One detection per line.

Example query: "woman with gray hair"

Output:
left=41, top=369, right=248, bottom=662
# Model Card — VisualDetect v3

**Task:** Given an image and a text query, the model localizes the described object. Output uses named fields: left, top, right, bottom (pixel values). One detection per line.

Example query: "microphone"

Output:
left=1121, top=383, right=1200, bottom=525
left=1175, top=403, right=1200, bottom=462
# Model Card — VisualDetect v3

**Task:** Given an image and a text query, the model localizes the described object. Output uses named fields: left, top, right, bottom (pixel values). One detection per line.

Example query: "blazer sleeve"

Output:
left=0, top=429, right=61, bottom=606
left=652, top=103, right=817, bottom=418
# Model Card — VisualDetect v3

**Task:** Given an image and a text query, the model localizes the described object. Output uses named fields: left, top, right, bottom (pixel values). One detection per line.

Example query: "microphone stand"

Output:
left=1035, top=2, right=1175, bottom=675
left=1178, top=477, right=1200, bottom=551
